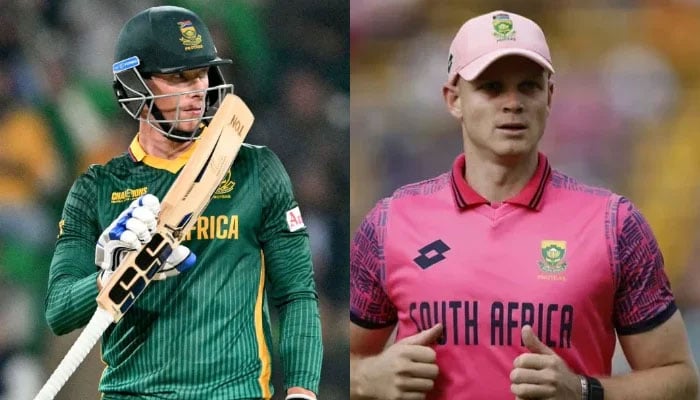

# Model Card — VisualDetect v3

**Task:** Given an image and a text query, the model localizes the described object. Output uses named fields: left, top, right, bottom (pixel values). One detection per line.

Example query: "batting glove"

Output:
left=95, top=194, right=196, bottom=285
left=152, top=243, right=196, bottom=280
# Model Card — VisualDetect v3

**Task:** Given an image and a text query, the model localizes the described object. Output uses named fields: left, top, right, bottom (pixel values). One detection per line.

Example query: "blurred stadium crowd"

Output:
left=351, top=0, right=700, bottom=375
left=0, top=0, right=348, bottom=399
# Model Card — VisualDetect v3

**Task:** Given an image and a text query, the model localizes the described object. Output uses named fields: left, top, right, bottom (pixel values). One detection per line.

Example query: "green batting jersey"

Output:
left=45, top=136, right=323, bottom=399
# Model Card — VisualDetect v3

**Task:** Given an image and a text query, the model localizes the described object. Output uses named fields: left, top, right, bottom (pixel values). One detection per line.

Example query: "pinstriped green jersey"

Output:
left=45, top=136, right=322, bottom=399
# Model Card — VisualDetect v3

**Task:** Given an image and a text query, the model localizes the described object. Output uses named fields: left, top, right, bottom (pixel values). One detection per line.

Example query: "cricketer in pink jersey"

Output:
left=350, top=10, right=698, bottom=400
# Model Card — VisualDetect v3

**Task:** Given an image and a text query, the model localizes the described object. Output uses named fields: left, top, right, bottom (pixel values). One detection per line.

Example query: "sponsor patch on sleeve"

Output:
left=286, top=206, right=306, bottom=232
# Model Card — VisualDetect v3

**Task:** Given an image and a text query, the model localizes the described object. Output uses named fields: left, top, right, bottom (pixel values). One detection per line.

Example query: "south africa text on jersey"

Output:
left=409, top=300, right=573, bottom=348
left=181, top=215, right=239, bottom=241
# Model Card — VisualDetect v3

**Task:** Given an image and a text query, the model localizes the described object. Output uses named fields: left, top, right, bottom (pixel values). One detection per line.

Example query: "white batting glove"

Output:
left=95, top=194, right=196, bottom=285
left=153, top=244, right=197, bottom=280
left=95, top=194, right=160, bottom=286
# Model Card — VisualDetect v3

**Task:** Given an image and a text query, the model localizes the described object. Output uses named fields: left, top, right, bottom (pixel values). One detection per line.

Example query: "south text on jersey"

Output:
left=409, top=300, right=574, bottom=348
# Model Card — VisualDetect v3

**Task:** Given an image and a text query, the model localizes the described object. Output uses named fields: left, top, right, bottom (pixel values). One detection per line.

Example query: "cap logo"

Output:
left=178, top=20, right=203, bottom=51
left=492, top=13, right=516, bottom=41
left=447, top=53, right=453, bottom=73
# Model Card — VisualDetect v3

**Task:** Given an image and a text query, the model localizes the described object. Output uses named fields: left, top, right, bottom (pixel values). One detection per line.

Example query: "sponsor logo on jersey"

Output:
left=538, top=240, right=567, bottom=281
left=178, top=20, right=203, bottom=51
left=413, top=239, right=451, bottom=269
left=213, top=170, right=235, bottom=199
left=286, top=206, right=305, bottom=232
left=111, top=187, right=149, bottom=204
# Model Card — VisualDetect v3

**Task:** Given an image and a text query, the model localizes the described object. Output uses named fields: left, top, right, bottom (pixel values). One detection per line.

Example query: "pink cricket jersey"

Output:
left=350, top=153, right=676, bottom=399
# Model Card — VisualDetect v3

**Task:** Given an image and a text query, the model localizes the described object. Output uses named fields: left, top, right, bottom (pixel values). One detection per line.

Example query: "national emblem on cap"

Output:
left=492, top=13, right=516, bottom=41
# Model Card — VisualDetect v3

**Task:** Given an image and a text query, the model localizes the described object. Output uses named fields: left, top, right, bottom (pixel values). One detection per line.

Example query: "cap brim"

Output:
left=456, top=49, right=554, bottom=82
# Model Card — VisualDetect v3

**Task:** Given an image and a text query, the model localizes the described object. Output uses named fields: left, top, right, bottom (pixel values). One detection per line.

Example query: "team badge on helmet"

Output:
left=178, top=20, right=203, bottom=50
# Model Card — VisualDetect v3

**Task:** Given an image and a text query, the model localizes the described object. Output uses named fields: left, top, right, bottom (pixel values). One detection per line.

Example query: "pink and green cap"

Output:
left=447, top=10, right=554, bottom=84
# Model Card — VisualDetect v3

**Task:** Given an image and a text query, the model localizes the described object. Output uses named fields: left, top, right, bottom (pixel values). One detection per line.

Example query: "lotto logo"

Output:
left=414, top=239, right=451, bottom=269
left=286, top=206, right=305, bottom=232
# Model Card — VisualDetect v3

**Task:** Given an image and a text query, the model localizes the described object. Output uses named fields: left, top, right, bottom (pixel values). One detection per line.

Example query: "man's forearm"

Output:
left=350, top=354, right=373, bottom=400
left=600, top=362, right=698, bottom=400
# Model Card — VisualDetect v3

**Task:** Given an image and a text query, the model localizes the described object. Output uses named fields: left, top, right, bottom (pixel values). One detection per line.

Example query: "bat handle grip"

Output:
left=33, top=308, right=114, bottom=400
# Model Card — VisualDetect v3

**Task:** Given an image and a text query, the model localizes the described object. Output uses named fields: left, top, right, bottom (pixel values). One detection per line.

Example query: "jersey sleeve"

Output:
left=611, top=196, right=677, bottom=335
left=256, top=146, right=322, bottom=393
left=45, top=168, right=101, bottom=335
left=350, top=198, right=398, bottom=329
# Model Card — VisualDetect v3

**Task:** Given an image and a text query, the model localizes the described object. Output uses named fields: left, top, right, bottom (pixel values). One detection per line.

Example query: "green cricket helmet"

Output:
left=112, top=5, right=233, bottom=141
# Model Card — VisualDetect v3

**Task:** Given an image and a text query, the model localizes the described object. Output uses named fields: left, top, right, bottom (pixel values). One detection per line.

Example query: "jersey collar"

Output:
left=128, top=134, right=197, bottom=174
left=450, top=152, right=552, bottom=210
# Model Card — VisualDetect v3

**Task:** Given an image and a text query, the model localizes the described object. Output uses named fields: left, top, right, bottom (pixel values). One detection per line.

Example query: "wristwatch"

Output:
left=587, top=376, right=605, bottom=400
left=579, top=375, right=588, bottom=400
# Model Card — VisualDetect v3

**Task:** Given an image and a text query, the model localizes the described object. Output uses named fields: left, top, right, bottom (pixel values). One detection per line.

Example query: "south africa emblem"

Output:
left=538, top=240, right=567, bottom=273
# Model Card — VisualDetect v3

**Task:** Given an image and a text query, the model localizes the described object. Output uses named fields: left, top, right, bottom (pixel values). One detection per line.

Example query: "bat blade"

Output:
left=159, top=94, right=254, bottom=237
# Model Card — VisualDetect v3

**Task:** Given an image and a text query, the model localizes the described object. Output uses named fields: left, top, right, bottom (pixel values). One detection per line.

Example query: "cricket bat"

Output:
left=33, top=94, right=254, bottom=400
